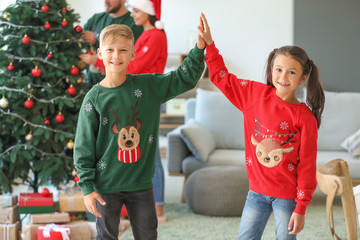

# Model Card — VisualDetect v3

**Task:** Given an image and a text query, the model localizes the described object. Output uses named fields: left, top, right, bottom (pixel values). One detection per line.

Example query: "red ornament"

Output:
left=74, top=175, right=79, bottom=183
left=75, top=25, right=82, bottom=33
left=8, top=63, right=14, bottom=71
left=44, top=22, right=51, bottom=29
left=22, top=34, right=31, bottom=44
left=41, top=5, right=49, bottom=12
left=24, top=99, right=34, bottom=109
left=86, top=50, right=93, bottom=55
left=32, top=66, right=41, bottom=77
left=67, top=85, right=77, bottom=96
left=70, top=66, right=79, bottom=76
left=62, top=8, right=67, bottom=13
left=44, top=119, right=51, bottom=125
left=55, top=112, right=65, bottom=123
left=47, top=51, right=53, bottom=59
left=41, top=188, right=50, bottom=197
left=61, top=18, right=68, bottom=27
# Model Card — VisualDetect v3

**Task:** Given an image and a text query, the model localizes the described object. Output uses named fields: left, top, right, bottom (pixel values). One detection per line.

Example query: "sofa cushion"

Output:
left=194, top=89, right=245, bottom=149
left=341, top=128, right=360, bottom=158
left=317, top=91, right=360, bottom=151
left=179, top=119, right=216, bottom=162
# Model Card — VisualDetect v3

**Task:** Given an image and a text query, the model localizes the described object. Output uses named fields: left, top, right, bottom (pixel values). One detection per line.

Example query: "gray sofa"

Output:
left=167, top=88, right=360, bottom=202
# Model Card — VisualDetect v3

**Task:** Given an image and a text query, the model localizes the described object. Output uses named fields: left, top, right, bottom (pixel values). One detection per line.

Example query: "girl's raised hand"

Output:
left=197, top=12, right=214, bottom=48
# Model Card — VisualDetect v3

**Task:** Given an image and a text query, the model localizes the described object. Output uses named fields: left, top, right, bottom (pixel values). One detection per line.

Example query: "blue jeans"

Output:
left=152, top=142, right=165, bottom=206
left=237, top=190, right=297, bottom=240
left=96, top=189, right=157, bottom=240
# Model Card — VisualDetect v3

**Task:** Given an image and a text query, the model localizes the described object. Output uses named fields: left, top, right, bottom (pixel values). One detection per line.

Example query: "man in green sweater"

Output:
left=79, top=0, right=143, bottom=84
left=74, top=24, right=205, bottom=240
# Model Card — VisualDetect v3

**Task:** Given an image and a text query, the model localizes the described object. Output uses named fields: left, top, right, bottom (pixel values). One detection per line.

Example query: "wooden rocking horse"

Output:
left=316, top=158, right=358, bottom=240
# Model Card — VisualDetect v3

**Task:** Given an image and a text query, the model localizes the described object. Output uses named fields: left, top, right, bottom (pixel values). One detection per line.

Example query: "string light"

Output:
left=253, top=119, right=297, bottom=145
left=0, top=86, right=85, bottom=103
left=0, top=143, right=72, bottom=159
left=0, top=108, right=75, bottom=135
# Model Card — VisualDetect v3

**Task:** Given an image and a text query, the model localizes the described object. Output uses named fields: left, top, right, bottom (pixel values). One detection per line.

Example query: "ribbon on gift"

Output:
left=58, top=180, right=81, bottom=196
left=3, top=224, right=10, bottom=240
left=0, top=194, right=17, bottom=207
left=39, top=224, right=70, bottom=240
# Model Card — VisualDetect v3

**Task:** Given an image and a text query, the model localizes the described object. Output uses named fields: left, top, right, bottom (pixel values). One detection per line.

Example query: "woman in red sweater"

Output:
left=128, top=0, right=168, bottom=223
left=197, top=13, right=325, bottom=240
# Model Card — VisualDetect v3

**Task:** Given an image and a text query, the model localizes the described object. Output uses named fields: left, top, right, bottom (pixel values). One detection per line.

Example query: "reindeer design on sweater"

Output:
left=110, top=102, right=141, bottom=164
left=252, top=120, right=296, bottom=168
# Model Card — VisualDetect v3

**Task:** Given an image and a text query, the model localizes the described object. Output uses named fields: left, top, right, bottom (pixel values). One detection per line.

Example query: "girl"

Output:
left=197, top=13, right=324, bottom=239
left=127, top=0, right=168, bottom=222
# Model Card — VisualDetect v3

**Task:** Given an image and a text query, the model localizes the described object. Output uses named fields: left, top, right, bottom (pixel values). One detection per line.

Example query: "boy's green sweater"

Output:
left=74, top=46, right=205, bottom=196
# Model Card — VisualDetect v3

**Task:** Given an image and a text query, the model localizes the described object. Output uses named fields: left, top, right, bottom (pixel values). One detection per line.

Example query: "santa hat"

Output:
left=129, top=0, right=164, bottom=29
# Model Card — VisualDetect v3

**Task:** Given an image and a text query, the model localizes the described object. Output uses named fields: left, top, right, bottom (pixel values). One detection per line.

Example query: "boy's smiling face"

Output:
left=98, top=36, right=135, bottom=75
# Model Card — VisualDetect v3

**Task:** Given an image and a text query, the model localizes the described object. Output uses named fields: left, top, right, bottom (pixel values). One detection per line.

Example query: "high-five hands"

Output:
left=196, top=12, right=214, bottom=50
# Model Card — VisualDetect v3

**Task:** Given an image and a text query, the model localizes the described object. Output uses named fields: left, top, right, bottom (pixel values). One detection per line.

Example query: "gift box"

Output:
left=37, top=224, right=70, bottom=240
left=59, top=192, right=86, bottom=212
left=0, top=194, right=18, bottom=207
left=0, top=221, right=20, bottom=240
left=31, top=213, right=70, bottom=224
left=19, top=193, right=54, bottom=214
left=0, top=206, right=20, bottom=224
left=20, top=206, right=54, bottom=214
left=19, top=193, right=54, bottom=207
left=23, top=221, right=90, bottom=240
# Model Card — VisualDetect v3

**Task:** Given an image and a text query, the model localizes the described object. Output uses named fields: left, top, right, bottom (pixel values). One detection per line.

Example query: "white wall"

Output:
left=68, top=0, right=294, bottom=81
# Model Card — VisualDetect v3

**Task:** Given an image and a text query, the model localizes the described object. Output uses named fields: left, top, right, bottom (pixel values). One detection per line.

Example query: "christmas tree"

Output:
left=0, top=0, right=91, bottom=193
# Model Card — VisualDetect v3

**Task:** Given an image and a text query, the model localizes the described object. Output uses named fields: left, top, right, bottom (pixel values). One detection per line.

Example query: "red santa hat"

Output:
left=129, top=0, right=164, bottom=29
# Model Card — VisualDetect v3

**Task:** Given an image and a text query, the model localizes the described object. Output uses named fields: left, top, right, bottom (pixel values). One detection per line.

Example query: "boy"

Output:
left=74, top=24, right=205, bottom=240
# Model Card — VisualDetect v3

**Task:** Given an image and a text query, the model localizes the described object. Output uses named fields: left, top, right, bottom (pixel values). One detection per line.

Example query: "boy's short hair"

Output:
left=99, top=24, right=134, bottom=48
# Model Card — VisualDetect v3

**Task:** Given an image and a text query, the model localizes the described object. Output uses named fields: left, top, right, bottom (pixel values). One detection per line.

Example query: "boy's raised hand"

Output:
left=84, top=191, right=106, bottom=218
left=197, top=12, right=214, bottom=49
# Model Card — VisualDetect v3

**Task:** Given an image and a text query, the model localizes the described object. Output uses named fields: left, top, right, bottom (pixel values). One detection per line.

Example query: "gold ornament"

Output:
left=77, top=60, right=86, bottom=70
left=72, top=168, right=77, bottom=177
left=67, top=139, right=74, bottom=149
left=25, top=132, right=33, bottom=141
left=77, top=77, right=83, bottom=84
left=0, top=96, right=9, bottom=108
left=3, top=12, right=8, bottom=19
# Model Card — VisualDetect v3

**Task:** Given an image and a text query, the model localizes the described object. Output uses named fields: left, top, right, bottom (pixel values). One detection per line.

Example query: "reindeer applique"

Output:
left=110, top=103, right=141, bottom=164
left=252, top=120, right=296, bottom=168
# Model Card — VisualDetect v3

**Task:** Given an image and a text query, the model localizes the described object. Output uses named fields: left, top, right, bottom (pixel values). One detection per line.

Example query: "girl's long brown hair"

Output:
left=265, top=46, right=325, bottom=128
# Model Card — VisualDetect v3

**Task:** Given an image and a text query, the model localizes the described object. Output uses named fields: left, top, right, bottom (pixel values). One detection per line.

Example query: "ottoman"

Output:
left=184, top=166, right=249, bottom=217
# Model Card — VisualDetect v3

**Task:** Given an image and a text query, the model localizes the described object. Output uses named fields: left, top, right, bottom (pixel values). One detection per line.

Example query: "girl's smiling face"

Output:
left=272, top=54, right=308, bottom=104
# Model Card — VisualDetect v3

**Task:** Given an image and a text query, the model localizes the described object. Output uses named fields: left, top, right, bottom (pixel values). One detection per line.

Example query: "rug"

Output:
left=119, top=202, right=351, bottom=240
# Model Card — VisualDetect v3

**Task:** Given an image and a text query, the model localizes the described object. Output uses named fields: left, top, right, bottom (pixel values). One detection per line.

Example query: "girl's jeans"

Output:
left=152, top=144, right=165, bottom=205
left=96, top=189, right=157, bottom=240
left=237, top=190, right=297, bottom=240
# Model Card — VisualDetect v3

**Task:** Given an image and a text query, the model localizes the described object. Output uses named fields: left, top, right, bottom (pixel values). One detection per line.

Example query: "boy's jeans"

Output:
left=96, top=188, right=157, bottom=240
left=237, top=190, right=297, bottom=240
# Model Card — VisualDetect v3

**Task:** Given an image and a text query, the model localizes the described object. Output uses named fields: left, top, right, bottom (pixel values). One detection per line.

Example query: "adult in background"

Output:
left=127, top=0, right=168, bottom=222
left=79, top=0, right=143, bottom=84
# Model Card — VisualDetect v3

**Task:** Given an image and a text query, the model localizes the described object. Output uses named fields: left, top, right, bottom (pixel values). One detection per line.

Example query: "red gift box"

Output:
left=37, top=224, right=70, bottom=240
left=19, top=193, right=53, bottom=207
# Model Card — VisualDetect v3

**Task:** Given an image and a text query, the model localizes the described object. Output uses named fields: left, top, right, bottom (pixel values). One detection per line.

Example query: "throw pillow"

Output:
left=352, top=147, right=360, bottom=159
left=341, top=128, right=360, bottom=158
left=179, top=119, right=216, bottom=162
